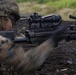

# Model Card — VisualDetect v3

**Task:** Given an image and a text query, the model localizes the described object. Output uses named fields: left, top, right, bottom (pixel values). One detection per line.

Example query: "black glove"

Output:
left=51, top=26, right=67, bottom=47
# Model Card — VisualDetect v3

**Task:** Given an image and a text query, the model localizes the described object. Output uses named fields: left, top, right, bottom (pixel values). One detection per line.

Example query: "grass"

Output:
left=16, top=0, right=76, bottom=20
left=16, top=0, right=76, bottom=8
left=16, top=0, right=52, bottom=3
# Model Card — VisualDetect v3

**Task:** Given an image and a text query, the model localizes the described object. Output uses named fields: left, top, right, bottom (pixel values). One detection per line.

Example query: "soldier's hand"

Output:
left=0, top=36, right=14, bottom=59
left=51, top=26, right=67, bottom=47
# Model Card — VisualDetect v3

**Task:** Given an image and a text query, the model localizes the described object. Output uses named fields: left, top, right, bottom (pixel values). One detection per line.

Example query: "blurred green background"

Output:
left=16, top=0, right=76, bottom=20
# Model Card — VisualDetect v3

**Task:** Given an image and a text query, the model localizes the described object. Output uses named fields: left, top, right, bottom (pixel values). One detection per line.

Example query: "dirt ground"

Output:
left=1, top=19, right=76, bottom=75
left=14, top=19, right=76, bottom=75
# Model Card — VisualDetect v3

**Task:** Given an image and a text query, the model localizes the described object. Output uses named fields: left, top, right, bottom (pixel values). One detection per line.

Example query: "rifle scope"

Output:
left=29, top=13, right=62, bottom=23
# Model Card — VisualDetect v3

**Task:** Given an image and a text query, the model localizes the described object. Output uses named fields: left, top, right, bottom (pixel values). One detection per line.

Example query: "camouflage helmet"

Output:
left=0, top=0, right=20, bottom=21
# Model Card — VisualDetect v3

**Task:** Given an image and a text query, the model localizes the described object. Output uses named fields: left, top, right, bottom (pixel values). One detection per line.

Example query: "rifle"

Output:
left=0, top=12, right=62, bottom=43
left=19, top=13, right=76, bottom=43
left=0, top=13, right=76, bottom=44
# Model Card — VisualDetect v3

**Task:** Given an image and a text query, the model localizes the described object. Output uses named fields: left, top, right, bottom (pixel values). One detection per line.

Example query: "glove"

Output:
left=51, top=26, right=67, bottom=47
left=0, top=36, right=14, bottom=60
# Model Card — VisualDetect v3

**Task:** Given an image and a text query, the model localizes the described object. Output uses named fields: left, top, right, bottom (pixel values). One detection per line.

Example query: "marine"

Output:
left=0, top=0, right=67, bottom=75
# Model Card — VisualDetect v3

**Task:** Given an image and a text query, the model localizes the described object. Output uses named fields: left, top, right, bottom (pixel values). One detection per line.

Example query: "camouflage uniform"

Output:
left=0, top=0, right=67, bottom=75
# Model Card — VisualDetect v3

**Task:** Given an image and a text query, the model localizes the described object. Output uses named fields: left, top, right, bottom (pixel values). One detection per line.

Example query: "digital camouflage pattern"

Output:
left=0, top=0, right=20, bottom=21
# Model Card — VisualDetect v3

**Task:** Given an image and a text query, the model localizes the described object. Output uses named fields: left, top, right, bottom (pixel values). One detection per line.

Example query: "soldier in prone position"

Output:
left=0, top=0, right=67, bottom=75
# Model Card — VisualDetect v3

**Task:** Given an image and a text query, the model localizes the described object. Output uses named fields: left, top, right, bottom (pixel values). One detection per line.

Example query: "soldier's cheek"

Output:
left=5, top=19, right=12, bottom=31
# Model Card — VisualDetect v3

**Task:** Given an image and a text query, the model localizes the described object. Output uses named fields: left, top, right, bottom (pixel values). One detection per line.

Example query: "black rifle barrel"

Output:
left=69, top=15, right=76, bottom=19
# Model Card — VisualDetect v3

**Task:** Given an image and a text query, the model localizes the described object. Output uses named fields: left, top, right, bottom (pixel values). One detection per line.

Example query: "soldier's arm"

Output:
left=0, top=26, right=66, bottom=74
left=0, top=36, right=54, bottom=73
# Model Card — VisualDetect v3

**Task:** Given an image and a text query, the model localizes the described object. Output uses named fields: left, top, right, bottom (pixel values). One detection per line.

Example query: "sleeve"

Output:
left=1, top=38, right=54, bottom=73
